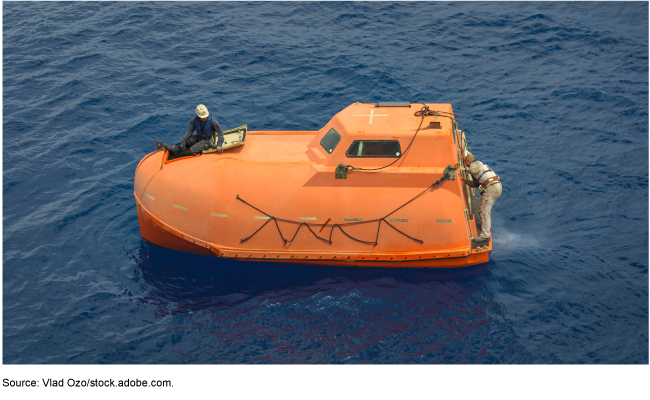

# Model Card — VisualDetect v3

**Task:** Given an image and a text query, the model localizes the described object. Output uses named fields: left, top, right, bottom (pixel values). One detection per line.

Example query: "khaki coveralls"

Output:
left=467, top=160, right=502, bottom=239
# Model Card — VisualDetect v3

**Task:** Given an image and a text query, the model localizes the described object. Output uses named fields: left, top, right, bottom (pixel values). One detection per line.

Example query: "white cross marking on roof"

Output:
left=352, top=108, right=388, bottom=124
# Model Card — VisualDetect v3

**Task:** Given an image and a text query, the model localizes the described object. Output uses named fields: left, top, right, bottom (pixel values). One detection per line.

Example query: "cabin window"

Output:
left=320, top=128, right=341, bottom=154
left=345, top=140, right=402, bottom=158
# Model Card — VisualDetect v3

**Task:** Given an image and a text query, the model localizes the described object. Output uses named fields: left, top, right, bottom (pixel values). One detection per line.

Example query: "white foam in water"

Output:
left=492, top=230, right=540, bottom=249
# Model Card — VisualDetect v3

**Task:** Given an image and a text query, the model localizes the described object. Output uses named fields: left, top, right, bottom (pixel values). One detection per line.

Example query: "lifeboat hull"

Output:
left=134, top=103, right=492, bottom=268
left=135, top=192, right=490, bottom=268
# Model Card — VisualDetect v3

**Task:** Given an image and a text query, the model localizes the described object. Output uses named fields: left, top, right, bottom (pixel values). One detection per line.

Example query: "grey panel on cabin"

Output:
left=376, top=102, right=411, bottom=107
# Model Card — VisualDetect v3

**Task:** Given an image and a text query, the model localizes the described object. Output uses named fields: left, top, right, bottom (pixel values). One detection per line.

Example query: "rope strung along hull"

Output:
left=134, top=103, right=491, bottom=268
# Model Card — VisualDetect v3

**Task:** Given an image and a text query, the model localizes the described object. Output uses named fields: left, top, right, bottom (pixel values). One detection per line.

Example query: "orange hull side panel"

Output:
left=137, top=193, right=489, bottom=268
left=136, top=200, right=216, bottom=258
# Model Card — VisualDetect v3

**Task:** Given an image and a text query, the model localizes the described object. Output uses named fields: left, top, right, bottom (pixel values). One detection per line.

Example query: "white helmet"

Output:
left=195, top=104, right=209, bottom=118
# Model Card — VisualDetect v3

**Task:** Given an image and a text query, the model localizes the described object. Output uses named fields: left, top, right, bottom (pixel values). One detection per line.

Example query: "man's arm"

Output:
left=465, top=178, right=480, bottom=188
left=180, top=119, right=195, bottom=148
left=212, top=118, right=224, bottom=148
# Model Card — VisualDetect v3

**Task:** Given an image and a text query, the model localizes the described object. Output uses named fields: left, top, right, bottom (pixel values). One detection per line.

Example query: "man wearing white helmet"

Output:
left=164, top=104, right=224, bottom=155
left=462, top=153, right=502, bottom=242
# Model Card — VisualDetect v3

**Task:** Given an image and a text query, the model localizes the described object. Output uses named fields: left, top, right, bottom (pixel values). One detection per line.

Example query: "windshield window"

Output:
left=320, top=128, right=341, bottom=154
left=346, top=140, right=401, bottom=158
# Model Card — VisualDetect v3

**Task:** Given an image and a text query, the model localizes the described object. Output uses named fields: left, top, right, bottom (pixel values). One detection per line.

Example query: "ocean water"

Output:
left=2, top=1, right=647, bottom=364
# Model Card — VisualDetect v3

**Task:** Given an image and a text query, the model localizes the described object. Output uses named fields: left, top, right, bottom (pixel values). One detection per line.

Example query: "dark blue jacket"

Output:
left=194, top=115, right=212, bottom=139
left=181, top=115, right=224, bottom=147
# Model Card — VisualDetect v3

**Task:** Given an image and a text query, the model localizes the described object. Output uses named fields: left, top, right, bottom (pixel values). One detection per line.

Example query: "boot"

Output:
left=163, top=143, right=172, bottom=152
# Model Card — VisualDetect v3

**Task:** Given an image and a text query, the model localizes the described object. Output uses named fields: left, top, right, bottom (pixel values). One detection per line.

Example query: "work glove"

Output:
left=217, top=146, right=223, bottom=153
left=180, top=143, right=186, bottom=150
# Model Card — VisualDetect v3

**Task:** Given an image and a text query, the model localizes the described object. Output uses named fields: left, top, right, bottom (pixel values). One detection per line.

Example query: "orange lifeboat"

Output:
left=134, top=102, right=491, bottom=268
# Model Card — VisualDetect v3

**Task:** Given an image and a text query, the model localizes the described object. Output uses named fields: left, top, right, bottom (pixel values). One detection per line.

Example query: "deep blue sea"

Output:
left=3, top=1, right=648, bottom=364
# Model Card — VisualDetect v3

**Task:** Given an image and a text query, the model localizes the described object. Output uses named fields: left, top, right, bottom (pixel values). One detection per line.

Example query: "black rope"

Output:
left=374, top=219, right=383, bottom=244
left=240, top=216, right=333, bottom=244
left=236, top=195, right=270, bottom=217
left=240, top=217, right=273, bottom=243
left=383, top=177, right=446, bottom=218
left=328, top=222, right=381, bottom=245
left=285, top=222, right=332, bottom=244
left=271, top=218, right=287, bottom=243
left=456, top=120, right=468, bottom=136
left=339, top=104, right=459, bottom=173
left=381, top=219, right=423, bottom=244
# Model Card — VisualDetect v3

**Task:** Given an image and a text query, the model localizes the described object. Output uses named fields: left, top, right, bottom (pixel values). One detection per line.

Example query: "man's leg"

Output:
left=169, top=135, right=199, bottom=154
left=479, top=183, right=502, bottom=238
left=189, top=139, right=212, bottom=156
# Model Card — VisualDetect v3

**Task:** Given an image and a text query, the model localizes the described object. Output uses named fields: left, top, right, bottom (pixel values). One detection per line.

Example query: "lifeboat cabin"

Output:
left=134, top=102, right=491, bottom=268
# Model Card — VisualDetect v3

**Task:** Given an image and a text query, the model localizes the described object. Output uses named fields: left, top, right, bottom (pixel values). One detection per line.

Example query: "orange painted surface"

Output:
left=134, top=103, right=491, bottom=268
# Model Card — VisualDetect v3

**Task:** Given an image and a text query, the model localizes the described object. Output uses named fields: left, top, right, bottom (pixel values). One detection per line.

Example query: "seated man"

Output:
left=164, top=104, right=224, bottom=156
left=462, top=153, right=502, bottom=242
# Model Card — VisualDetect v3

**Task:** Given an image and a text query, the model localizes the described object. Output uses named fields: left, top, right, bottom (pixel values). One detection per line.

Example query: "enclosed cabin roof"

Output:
left=151, top=102, right=461, bottom=188
left=306, top=102, right=458, bottom=172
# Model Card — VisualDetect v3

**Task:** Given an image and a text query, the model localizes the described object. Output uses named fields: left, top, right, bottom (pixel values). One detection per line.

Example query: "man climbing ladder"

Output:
left=462, top=154, right=502, bottom=242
